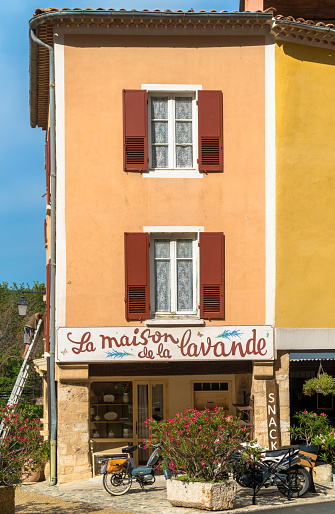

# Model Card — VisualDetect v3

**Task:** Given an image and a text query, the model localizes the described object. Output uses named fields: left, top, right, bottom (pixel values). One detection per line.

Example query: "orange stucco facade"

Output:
left=63, top=33, right=266, bottom=328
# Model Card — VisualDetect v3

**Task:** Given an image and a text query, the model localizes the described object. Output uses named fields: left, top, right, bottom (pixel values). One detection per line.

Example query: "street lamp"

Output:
left=17, top=296, right=28, bottom=316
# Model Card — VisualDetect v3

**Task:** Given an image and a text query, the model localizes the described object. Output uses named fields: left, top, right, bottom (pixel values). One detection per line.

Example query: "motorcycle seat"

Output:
left=122, top=445, right=137, bottom=454
left=131, top=466, right=153, bottom=476
left=264, top=446, right=299, bottom=458
left=264, top=450, right=287, bottom=458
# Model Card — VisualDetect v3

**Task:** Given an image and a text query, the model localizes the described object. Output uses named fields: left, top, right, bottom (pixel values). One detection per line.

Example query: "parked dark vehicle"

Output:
left=233, top=445, right=311, bottom=498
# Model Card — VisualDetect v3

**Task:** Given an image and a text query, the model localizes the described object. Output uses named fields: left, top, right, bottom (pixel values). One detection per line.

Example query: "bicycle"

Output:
left=99, top=443, right=172, bottom=496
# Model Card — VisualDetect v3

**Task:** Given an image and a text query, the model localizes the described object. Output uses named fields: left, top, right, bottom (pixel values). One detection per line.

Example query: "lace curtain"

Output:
left=154, top=239, right=170, bottom=311
left=151, top=96, right=193, bottom=169
left=151, top=97, right=168, bottom=168
left=154, top=239, right=193, bottom=312
left=177, top=239, right=193, bottom=311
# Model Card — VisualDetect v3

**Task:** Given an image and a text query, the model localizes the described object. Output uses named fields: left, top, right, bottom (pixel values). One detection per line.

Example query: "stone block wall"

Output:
left=57, top=381, right=92, bottom=483
left=252, top=351, right=290, bottom=447
left=275, top=351, right=290, bottom=446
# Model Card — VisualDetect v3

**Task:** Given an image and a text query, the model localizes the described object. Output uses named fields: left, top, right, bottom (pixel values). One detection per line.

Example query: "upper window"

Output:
left=149, top=94, right=196, bottom=171
left=123, top=89, right=223, bottom=175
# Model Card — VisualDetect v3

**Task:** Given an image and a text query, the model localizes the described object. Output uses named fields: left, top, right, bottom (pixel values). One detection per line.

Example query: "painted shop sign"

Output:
left=266, top=380, right=281, bottom=451
left=56, top=325, right=274, bottom=363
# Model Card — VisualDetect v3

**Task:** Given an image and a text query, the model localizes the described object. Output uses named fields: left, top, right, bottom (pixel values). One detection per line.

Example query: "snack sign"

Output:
left=57, top=325, right=274, bottom=362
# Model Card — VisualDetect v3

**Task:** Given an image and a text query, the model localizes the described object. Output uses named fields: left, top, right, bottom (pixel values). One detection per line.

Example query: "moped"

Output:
left=99, top=443, right=171, bottom=496
left=232, top=445, right=311, bottom=498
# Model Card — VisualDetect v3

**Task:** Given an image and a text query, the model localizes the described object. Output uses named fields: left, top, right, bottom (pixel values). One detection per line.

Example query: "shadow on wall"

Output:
left=280, top=39, right=335, bottom=67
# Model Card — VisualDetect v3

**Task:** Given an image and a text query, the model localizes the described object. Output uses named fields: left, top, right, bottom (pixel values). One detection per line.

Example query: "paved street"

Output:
left=15, top=489, right=128, bottom=514
left=250, top=500, right=335, bottom=514
left=19, top=475, right=335, bottom=514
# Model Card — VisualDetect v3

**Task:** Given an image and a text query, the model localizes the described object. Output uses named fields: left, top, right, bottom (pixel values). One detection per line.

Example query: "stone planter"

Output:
left=166, top=479, right=237, bottom=511
left=0, top=485, right=15, bottom=514
left=313, top=463, right=332, bottom=483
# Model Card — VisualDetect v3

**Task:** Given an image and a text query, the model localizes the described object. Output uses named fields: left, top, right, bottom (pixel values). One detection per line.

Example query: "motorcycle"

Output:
left=99, top=443, right=172, bottom=496
left=232, top=444, right=311, bottom=498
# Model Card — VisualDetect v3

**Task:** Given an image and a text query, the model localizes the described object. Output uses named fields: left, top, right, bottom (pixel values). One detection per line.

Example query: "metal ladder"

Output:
left=0, top=318, right=43, bottom=439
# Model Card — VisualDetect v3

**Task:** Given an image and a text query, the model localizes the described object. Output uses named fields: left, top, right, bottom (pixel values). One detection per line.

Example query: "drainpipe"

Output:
left=29, top=28, right=57, bottom=487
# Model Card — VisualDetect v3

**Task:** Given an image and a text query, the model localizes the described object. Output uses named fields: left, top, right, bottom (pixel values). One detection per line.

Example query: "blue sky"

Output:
left=0, top=0, right=239, bottom=287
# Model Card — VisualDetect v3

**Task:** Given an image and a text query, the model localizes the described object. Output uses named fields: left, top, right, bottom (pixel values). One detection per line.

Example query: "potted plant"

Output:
left=289, top=410, right=332, bottom=453
left=145, top=407, right=258, bottom=511
left=22, top=440, right=50, bottom=482
left=0, top=406, right=46, bottom=514
left=303, top=372, right=335, bottom=397
left=116, top=382, right=131, bottom=403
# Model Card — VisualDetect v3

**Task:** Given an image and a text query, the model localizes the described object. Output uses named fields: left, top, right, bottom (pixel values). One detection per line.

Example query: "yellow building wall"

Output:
left=63, top=34, right=267, bottom=327
left=276, top=41, right=335, bottom=327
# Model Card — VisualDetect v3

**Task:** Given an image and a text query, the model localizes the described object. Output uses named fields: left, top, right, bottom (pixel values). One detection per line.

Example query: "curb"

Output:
left=232, top=490, right=335, bottom=513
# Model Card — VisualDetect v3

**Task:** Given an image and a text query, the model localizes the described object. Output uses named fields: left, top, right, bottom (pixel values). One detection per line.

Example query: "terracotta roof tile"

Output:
left=33, top=7, right=275, bottom=16
left=275, top=14, right=335, bottom=30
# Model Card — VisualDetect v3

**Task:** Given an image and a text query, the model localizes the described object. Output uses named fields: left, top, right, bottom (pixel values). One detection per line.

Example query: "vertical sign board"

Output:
left=266, top=380, right=281, bottom=451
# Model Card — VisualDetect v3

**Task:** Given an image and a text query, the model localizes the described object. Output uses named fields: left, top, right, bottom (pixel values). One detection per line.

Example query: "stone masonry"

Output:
left=252, top=351, right=290, bottom=448
left=57, top=381, right=92, bottom=483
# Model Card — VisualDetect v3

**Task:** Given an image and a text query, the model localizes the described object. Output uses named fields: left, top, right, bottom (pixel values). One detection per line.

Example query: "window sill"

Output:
left=143, top=170, right=203, bottom=179
left=145, top=318, right=205, bottom=327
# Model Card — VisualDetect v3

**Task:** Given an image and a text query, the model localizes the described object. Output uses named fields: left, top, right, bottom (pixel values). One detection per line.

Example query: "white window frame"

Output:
left=144, top=226, right=204, bottom=320
left=149, top=93, right=196, bottom=172
left=142, top=85, right=202, bottom=179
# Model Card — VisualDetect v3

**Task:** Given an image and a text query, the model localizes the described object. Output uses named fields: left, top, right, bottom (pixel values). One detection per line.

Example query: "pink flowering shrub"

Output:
left=289, top=411, right=332, bottom=446
left=145, top=407, right=259, bottom=482
left=313, top=430, right=335, bottom=465
left=0, top=406, right=48, bottom=486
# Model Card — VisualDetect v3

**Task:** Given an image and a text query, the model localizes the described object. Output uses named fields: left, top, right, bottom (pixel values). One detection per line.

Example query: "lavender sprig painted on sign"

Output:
left=106, top=349, right=133, bottom=359
left=216, top=329, right=243, bottom=340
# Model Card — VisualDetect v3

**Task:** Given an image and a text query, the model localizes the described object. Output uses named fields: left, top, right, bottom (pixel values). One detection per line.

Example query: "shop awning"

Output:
left=290, top=351, right=335, bottom=361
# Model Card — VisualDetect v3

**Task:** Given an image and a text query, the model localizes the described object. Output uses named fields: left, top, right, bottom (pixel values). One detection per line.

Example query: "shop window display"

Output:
left=89, top=382, right=133, bottom=440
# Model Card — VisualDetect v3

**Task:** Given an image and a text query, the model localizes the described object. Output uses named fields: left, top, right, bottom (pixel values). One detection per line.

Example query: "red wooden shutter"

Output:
left=200, top=232, right=225, bottom=319
left=124, top=233, right=150, bottom=320
left=198, top=90, right=223, bottom=172
left=44, top=219, right=47, bottom=247
left=45, top=260, right=51, bottom=353
left=45, top=129, right=51, bottom=204
left=123, top=90, right=148, bottom=172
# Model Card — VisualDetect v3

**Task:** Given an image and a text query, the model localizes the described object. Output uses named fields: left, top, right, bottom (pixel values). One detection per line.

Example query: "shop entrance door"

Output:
left=134, top=381, right=167, bottom=464
left=193, top=381, right=233, bottom=415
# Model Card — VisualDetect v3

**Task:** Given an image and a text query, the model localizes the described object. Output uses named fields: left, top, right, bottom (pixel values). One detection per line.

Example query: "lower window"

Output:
left=124, top=231, right=225, bottom=321
left=150, top=234, right=198, bottom=316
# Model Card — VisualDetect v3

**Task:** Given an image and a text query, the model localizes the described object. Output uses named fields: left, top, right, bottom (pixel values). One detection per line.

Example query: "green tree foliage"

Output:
left=0, top=282, right=45, bottom=400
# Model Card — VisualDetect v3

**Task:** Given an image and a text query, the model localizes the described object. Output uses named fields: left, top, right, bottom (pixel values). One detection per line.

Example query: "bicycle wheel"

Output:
left=103, top=471, right=132, bottom=495
left=276, top=466, right=311, bottom=498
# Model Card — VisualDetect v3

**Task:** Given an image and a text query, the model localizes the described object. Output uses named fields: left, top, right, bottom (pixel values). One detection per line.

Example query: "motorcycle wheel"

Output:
left=103, top=471, right=132, bottom=496
left=276, top=466, right=311, bottom=498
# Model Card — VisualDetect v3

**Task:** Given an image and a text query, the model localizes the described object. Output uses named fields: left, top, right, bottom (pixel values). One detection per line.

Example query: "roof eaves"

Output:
left=273, top=13, right=335, bottom=36
left=31, top=7, right=275, bottom=19
left=29, top=9, right=274, bottom=129
left=29, top=9, right=274, bottom=29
